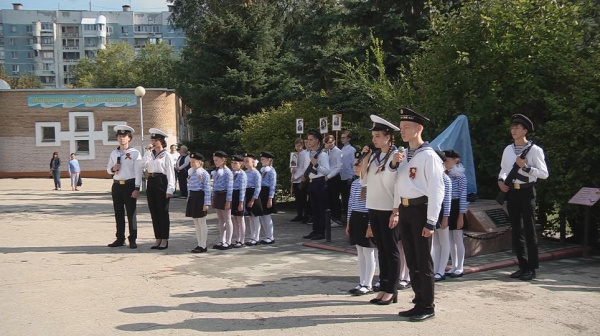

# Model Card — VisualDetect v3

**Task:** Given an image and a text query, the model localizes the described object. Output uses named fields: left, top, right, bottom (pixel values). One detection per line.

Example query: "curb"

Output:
left=302, top=242, right=589, bottom=275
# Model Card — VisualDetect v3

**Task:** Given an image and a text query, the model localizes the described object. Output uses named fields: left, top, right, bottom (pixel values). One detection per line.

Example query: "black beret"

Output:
left=231, top=154, right=244, bottom=162
left=443, top=149, right=461, bottom=159
left=243, top=153, right=256, bottom=159
left=213, top=150, right=228, bottom=158
left=260, top=151, right=275, bottom=159
left=354, top=151, right=363, bottom=159
left=189, top=152, right=205, bottom=161
left=399, top=107, right=430, bottom=125
left=306, top=128, right=323, bottom=142
left=511, top=114, right=534, bottom=132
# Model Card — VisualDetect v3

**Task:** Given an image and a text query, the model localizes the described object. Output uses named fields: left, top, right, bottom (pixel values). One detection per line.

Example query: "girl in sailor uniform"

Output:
left=187, top=152, right=212, bottom=253
left=259, top=152, right=277, bottom=244
left=431, top=150, right=452, bottom=281
left=231, top=155, right=248, bottom=248
left=444, top=150, right=467, bottom=278
left=211, top=151, right=234, bottom=250
left=142, top=128, right=176, bottom=250
left=346, top=152, right=376, bottom=296
left=243, top=153, right=264, bottom=246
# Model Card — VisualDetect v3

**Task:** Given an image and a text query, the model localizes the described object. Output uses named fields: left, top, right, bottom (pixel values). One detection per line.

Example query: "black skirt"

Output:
left=245, top=188, right=264, bottom=216
left=186, top=190, right=207, bottom=218
left=349, top=211, right=376, bottom=248
left=213, top=191, right=227, bottom=210
left=231, top=189, right=245, bottom=216
left=259, top=186, right=277, bottom=215
left=448, top=199, right=462, bottom=230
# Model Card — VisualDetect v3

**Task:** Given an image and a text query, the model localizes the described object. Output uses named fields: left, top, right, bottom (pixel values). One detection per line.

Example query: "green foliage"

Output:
left=0, top=65, right=43, bottom=89
left=72, top=42, right=176, bottom=88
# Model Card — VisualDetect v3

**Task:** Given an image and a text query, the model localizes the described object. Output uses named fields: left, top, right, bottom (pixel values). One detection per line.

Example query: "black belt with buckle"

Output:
left=309, top=176, right=325, bottom=183
left=512, top=182, right=536, bottom=190
left=114, top=178, right=135, bottom=185
left=149, top=172, right=166, bottom=178
left=400, top=196, right=428, bottom=207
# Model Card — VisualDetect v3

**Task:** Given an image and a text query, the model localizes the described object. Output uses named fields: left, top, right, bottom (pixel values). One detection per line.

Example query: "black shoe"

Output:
left=302, top=218, right=309, bottom=224
left=157, top=241, right=169, bottom=250
left=311, top=234, right=325, bottom=240
left=232, top=241, right=244, bottom=248
left=519, top=269, right=536, bottom=281
left=376, top=293, right=398, bottom=305
left=450, top=272, right=464, bottom=278
left=151, top=239, right=162, bottom=249
left=245, top=240, right=258, bottom=246
left=212, top=243, right=223, bottom=249
left=260, top=238, right=275, bottom=245
left=107, top=239, right=125, bottom=247
left=290, top=216, right=303, bottom=222
left=434, top=273, right=446, bottom=282
left=409, top=312, right=435, bottom=322
left=510, top=269, right=526, bottom=278
left=129, top=241, right=137, bottom=249
left=398, top=280, right=411, bottom=290
left=373, top=282, right=380, bottom=292
left=303, top=232, right=316, bottom=239
left=398, top=307, right=420, bottom=317
left=217, top=243, right=231, bottom=250
left=348, top=285, right=362, bottom=295
left=191, top=246, right=207, bottom=253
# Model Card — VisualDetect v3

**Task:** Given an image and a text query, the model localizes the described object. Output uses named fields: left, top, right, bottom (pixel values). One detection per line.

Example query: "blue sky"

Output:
left=2, top=1, right=171, bottom=12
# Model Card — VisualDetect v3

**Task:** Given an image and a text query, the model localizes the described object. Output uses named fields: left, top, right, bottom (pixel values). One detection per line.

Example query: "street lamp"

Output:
left=134, top=86, right=146, bottom=190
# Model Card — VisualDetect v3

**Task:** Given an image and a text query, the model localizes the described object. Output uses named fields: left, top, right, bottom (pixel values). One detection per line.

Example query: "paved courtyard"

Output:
left=1, top=178, right=599, bottom=335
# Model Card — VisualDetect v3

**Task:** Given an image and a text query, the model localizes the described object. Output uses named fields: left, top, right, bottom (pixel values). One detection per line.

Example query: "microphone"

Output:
left=116, top=157, right=121, bottom=164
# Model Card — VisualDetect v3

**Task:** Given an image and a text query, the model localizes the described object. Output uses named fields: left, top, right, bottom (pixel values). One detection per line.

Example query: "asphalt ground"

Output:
left=1, top=178, right=599, bottom=335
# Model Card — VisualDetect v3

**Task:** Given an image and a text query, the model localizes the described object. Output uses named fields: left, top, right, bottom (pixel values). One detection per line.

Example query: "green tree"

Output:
left=0, top=65, right=43, bottom=89
left=72, top=42, right=176, bottom=88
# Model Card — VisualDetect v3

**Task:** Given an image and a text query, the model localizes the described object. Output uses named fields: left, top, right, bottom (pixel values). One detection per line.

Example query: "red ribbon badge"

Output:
left=125, top=153, right=132, bottom=160
left=409, top=167, right=417, bottom=179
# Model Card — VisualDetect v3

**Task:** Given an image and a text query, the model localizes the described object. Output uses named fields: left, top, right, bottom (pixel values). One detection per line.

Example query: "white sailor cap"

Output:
left=370, top=115, right=399, bottom=132
left=114, top=125, right=135, bottom=135
left=149, top=128, right=168, bottom=139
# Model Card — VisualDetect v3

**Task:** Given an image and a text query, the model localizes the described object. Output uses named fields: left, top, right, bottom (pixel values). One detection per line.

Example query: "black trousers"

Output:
left=308, top=178, right=329, bottom=235
left=340, top=178, right=352, bottom=219
left=399, top=203, right=435, bottom=312
left=369, top=209, right=400, bottom=294
left=507, top=187, right=539, bottom=270
left=327, top=174, right=342, bottom=220
left=177, top=169, right=189, bottom=197
left=147, top=175, right=171, bottom=239
left=111, top=180, right=137, bottom=242
left=293, top=182, right=309, bottom=219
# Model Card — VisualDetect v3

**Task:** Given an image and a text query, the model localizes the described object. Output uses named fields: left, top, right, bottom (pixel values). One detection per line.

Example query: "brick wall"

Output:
left=0, top=89, right=182, bottom=178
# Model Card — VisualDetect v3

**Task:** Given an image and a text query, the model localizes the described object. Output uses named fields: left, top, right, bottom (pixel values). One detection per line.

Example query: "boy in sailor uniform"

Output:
left=106, top=125, right=142, bottom=249
left=392, top=108, right=445, bottom=321
left=498, top=114, right=548, bottom=281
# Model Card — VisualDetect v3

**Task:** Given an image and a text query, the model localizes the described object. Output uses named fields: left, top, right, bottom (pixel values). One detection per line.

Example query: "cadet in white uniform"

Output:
left=393, top=108, right=444, bottom=322
left=106, top=125, right=142, bottom=249
left=142, top=128, right=176, bottom=250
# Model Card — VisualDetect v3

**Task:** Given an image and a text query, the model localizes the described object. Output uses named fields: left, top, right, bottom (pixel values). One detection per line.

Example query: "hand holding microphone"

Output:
left=354, top=145, right=372, bottom=166
left=114, top=156, right=121, bottom=175
left=392, top=146, right=405, bottom=165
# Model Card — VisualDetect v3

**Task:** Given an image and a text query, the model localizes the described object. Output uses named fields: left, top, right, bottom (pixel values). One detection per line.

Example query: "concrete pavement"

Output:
left=1, top=178, right=599, bottom=335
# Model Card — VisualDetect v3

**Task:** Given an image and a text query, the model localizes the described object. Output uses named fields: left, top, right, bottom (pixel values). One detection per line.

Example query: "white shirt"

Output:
left=340, top=144, right=356, bottom=180
left=308, top=149, right=330, bottom=179
left=106, top=146, right=142, bottom=188
left=498, top=144, right=548, bottom=183
left=142, top=149, right=176, bottom=195
left=175, top=154, right=190, bottom=171
left=393, top=146, right=445, bottom=224
left=362, top=150, right=398, bottom=211
left=170, top=151, right=180, bottom=167
left=293, top=149, right=310, bottom=183
left=326, top=146, right=342, bottom=179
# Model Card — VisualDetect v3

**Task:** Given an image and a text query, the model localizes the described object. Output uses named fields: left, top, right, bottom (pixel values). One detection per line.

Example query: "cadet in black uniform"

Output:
left=106, top=125, right=142, bottom=249
left=498, top=114, right=549, bottom=281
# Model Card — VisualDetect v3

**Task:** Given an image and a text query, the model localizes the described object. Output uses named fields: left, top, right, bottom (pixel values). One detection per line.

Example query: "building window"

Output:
left=42, top=51, right=54, bottom=59
left=41, top=23, right=53, bottom=30
left=27, top=51, right=33, bottom=59
left=26, top=25, right=33, bottom=32
left=102, top=121, right=126, bottom=145
left=84, top=24, right=96, bottom=31
left=11, top=51, right=17, bottom=59
left=0, top=51, right=4, bottom=60
left=75, top=139, right=90, bottom=155
left=42, top=37, right=53, bottom=45
left=11, top=65, right=19, bottom=72
left=43, top=63, right=53, bottom=71
left=10, top=39, right=15, bottom=46
left=121, top=26, right=128, bottom=33
left=35, top=122, right=61, bottom=147
left=74, top=116, right=89, bottom=132
left=11, top=25, right=17, bottom=33
left=42, top=127, right=56, bottom=142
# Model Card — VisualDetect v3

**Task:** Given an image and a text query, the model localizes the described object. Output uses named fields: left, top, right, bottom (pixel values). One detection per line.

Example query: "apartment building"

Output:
left=0, top=3, right=186, bottom=88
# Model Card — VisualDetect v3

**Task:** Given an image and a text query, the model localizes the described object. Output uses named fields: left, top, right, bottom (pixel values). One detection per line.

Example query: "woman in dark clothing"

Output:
left=50, top=152, right=61, bottom=190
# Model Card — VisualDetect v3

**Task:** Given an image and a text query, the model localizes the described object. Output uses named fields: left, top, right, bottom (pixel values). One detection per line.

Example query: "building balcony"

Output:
left=40, top=30, right=54, bottom=36
left=63, top=59, right=80, bottom=63
left=62, top=46, right=81, bottom=50
left=62, top=33, right=80, bottom=38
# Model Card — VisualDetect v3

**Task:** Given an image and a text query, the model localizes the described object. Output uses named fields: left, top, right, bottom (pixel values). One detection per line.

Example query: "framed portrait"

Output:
left=289, top=152, right=299, bottom=168
left=319, top=117, right=328, bottom=134
left=296, top=118, right=304, bottom=134
left=332, top=114, right=342, bottom=131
